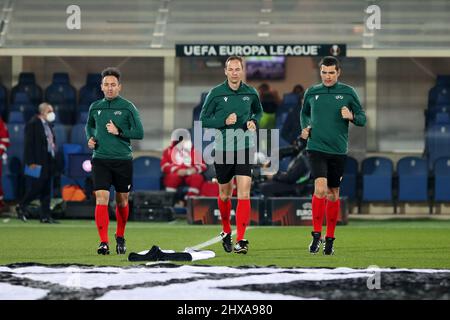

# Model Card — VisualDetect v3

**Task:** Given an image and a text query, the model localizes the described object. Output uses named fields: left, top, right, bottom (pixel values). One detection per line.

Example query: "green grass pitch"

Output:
left=1, top=218, right=450, bottom=269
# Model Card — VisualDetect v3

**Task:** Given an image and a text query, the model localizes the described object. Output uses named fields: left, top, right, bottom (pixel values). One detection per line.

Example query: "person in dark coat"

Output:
left=16, top=102, right=58, bottom=223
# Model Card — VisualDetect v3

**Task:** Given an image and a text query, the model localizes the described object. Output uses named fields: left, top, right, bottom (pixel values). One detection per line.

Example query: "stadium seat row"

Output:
left=0, top=72, right=102, bottom=125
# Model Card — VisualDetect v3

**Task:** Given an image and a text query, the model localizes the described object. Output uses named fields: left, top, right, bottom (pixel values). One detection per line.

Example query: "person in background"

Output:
left=16, top=102, right=58, bottom=223
left=258, top=83, right=280, bottom=130
left=161, top=137, right=207, bottom=203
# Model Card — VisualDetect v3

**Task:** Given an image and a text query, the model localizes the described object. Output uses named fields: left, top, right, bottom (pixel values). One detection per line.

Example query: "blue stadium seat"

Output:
left=79, top=73, right=103, bottom=105
left=45, top=73, right=77, bottom=124
left=11, top=72, right=43, bottom=107
left=435, top=89, right=450, bottom=107
left=76, top=111, right=89, bottom=124
left=434, top=111, right=450, bottom=125
left=0, top=84, right=7, bottom=117
left=78, top=103, right=91, bottom=112
left=6, top=123, right=25, bottom=167
left=428, top=75, right=450, bottom=109
left=362, top=156, right=393, bottom=201
left=53, top=124, right=69, bottom=151
left=9, top=92, right=36, bottom=122
left=8, top=111, right=25, bottom=124
left=433, top=157, right=450, bottom=202
left=425, top=106, right=449, bottom=128
left=340, top=156, right=358, bottom=201
left=70, top=123, right=90, bottom=153
left=2, top=156, right=19, bottom=200
left=397, top=156, right=428, bottom=202
left=132, top=156, right=162, bottom=191
left=2, top=164, right=18, bottom=201
left=62, top=143, right=82, bottom=174
left=425, top=124, right=450, bottom=170
left=2, top=174, right=18, bottom=200
left=52, top=103, right=74, bottom=125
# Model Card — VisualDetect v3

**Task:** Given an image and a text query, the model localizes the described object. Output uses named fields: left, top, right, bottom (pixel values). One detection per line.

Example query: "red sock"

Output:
left=312, top=195, right=326, bottom=233
left=95, top=204, right=109, bottom=243
left=236, top=199, right=250, bottom=241
left=115, top=204, right=129, bottom=238
left=326, top=199, right=340, bottom=238
left=217, top=198, right=232, bottom=234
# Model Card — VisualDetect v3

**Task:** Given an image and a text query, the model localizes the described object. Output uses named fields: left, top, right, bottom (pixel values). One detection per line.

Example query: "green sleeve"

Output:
left=349, top=89, right=367, bottom=127
left=85, top=104, right=96, bottom=140
left=300, top=89, right=312, bottom=129
left=199, top=91, right=226, bottom=129
left=250, top=89, right=263, bottom=124
left=118, top=104, right=144, bottom=139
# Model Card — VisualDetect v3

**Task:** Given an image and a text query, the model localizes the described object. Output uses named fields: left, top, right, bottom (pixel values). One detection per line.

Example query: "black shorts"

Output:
left=92, top=158, right=133, bottom=193
left=308, top=150, right=346, bottom=188
left=213, top=149, right=254, bottom=184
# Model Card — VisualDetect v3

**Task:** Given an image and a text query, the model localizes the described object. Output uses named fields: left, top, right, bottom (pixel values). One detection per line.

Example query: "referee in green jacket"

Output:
left=200, top=56, right=263, bottom=254
left=300, top=56, right=366, bottom=255
left=86, top=67, right=144, bottom=256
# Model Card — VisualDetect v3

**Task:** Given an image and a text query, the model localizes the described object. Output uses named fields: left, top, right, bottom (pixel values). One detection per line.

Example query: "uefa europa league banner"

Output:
left=176, top=44, right=346, bottom=57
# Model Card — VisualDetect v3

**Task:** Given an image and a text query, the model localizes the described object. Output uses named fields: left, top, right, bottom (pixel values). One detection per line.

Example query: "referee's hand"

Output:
left=301, top=126, right=311, bottom=140
left=225, top=113, right=237, bottom=125
left=106, top=120, right=119, bottom=135
left=88, top=137, right=96, bottom=149
left=246, top=120, right=256, bottom=131
left=341, top=106, right=354, bottom=120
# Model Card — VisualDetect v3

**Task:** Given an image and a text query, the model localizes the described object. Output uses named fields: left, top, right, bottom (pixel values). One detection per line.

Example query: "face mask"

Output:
left=46, top=112, right=56, bottom=123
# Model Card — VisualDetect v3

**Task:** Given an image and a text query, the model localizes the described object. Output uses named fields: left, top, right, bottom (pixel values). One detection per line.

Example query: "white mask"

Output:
left=46, top=112, right=56, bottom=123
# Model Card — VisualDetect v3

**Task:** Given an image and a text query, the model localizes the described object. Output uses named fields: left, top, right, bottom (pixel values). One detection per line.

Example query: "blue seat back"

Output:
left=426, top=125, right=450, bottom=170
left=70, top=124, right=91, bottom=153
left=8, top=111, right=25, bottom=123
left=53, top=124, right=69, bottom=150
left=397, top=157, right=428, bottom=201
left=362, top=156, right=393, bottom=201
left=434, top=157, right=450, bottom=201
left=132, top=156, right=162, bottom=191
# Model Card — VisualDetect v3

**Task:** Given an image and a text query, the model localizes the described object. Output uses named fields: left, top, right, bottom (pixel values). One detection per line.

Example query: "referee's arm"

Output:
left=199, top=92, right=225, bottom=129
left=85, top=106, right=96, bottom=140
left=349, top=89, right=367, bottom=127
left=300, top=90, right=312, bottom=130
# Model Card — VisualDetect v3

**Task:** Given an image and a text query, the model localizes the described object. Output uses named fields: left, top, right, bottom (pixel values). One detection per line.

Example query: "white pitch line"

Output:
left=189, top=227, right=253, bottom=250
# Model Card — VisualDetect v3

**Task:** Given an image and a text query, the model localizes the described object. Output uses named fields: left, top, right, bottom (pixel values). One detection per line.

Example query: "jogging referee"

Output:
left=86, top=67, right=144, bottom=255
left=300, top=56, right=366, bottom=255
left=200, top=56, right=263, bottom=254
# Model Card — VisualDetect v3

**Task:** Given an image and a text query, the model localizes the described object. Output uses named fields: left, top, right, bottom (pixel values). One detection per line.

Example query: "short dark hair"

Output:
left=319, top=56, right=340, bottom=71
left=101, top=67, right=121, bottom=82
left=225, top=56, right=244, bottom=69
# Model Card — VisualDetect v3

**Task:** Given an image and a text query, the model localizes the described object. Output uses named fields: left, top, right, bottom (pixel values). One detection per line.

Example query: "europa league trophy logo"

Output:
left=330, top=45, right=340, bottom=56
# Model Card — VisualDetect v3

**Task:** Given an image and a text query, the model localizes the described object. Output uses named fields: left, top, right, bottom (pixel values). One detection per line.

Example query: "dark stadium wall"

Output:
left=0, top=56, right=12, bottom=90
